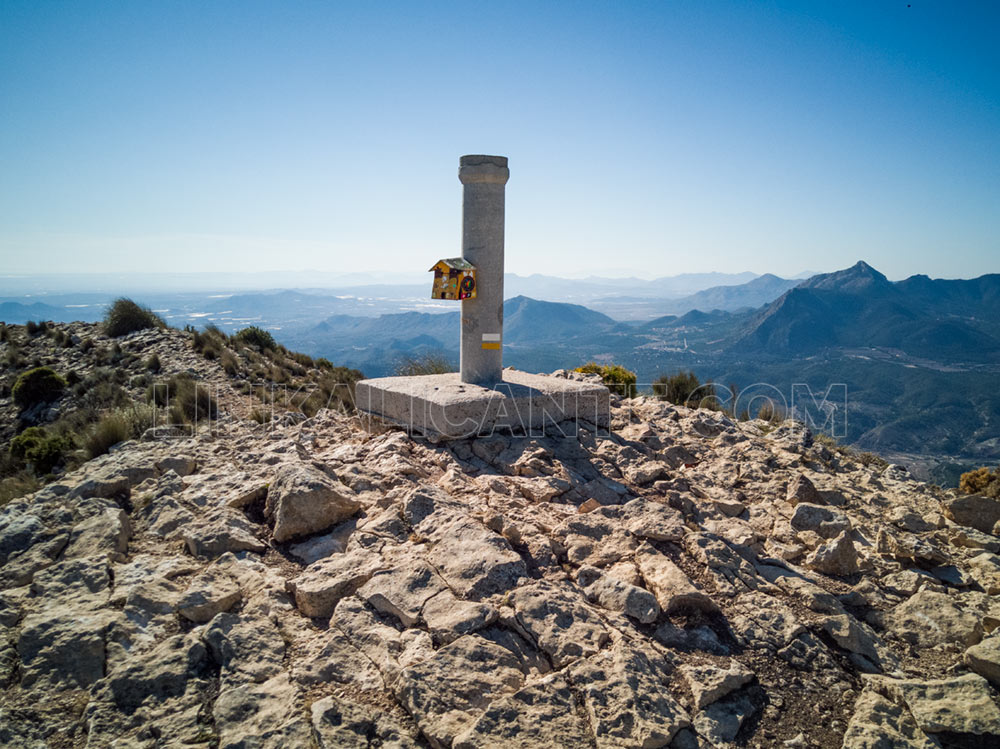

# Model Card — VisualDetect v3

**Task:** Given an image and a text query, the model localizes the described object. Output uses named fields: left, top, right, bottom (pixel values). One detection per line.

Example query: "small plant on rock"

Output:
left=576, top=362, right=637, bottom=398
left=959, top=466, right=1000, bottom=498
left=104, top=297, right=164, bottom=338
left=10, top=427, right=71, bottom=474
left=12, top=366, right=67, bottom=410
left=234, top=326, right=277, bottom=351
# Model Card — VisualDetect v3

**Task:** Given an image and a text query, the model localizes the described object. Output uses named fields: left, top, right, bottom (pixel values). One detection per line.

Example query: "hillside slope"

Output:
left=731, top=262, right=1000, bottom=361
left=2, top=325, right=1000, bottom=747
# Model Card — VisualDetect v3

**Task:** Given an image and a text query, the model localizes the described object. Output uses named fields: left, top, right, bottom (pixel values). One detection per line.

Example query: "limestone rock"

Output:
left=453, top=673, right=592, bottom=748
left=312, top=694, right=420, bottom=748
left=622, top=497, right=686, bottom=542
left=64, top=507, right=131, bottom=561
left=877, top=672, right=1000, bottom=736
left=176, top=565, right=242, bottom=622
left=183, top=509, right=266, bottom=558
left=357, top=561, right=448, bottom=628
left=789, top=503, right=851, bottom=539
left=287, top=548, right=384, bottom=618
left=569, top=640, right=691, bottom=748
left=943, top=493, right=1000, bottom=534
left=155, top=455, right=197, bottom=476
left=0, top=513, right=45, bottom=565
left=422, top=591, right=498, bottom=644
left=842, top=688, right=938, bottom=749
left=967, top=552, right=1000, bottom=594
left=394, top=635, right=524, bottom=748
left=509, top=580, right=609, bottom=667
left=404, top=487, right=525, bottom=599
left=693, top=691, right=758, bottom=746
left=680, top=661, right=755, bottom=709
left=950, top=524, right=1000, bottom=552
left=18, top=609, right=117, bottom=689
left=97, top=632, right=210, bottom=714
left=266, top=462, right=361, bottom=542
left=636, top=543, right=719, bottom=614
left=804, top=531, right=858, bottom=576
left=786, top=473, right=821, bottom=505
left=578, top=565, right=660, bottom=623
left=889, top=589, right=982, bottom=648
left=214, top=673, right=313, bottom=749
left=205, top=612, right=285, bottom=685
left=821, top=614, right=898, bottom=672
left=964, top=634, right=1000, bottom=685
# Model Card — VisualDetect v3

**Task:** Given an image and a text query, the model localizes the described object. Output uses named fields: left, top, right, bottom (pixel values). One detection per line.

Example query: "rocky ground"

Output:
left=2, top=327, right=1000, bottom=748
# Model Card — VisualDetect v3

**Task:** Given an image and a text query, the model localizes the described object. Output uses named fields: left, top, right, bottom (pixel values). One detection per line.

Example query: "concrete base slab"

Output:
left=355, top=370, right=610, bottom=439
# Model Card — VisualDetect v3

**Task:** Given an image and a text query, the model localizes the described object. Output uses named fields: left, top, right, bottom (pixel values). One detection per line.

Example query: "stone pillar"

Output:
left=459, top=154, right=509, bottom=386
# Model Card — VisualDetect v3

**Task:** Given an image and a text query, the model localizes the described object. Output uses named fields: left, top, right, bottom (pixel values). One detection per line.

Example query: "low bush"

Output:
left=10, top=427, right=71, bottom=474
left=234, top=326, right=277, bottom=351
left=652, top=370, right=700, bottom=406
left=12, top=366, right=67, bottom=410
left=959, top=466, right=1000, bottom=498
left=220, top=351, right=239, bottom=375
left=0, top=472, right=41, bottom=506
left=25, top=320, right=41, bottom=336
left=856, top=451, right=889, bottom=469
left=757, top=400, right=785, bottom=424
left=104, top=297, right=164, bottom=338
left=576, top=362, right=637, bottom=398
left=394, top=354, right=454, bottom=376
left=146, top=353, right=161, bottom=373
left=147, top=374, right=217, bottom=423
left=84, top=413, right=130, bottom=458
left=0, top=323, right=9, bottom=342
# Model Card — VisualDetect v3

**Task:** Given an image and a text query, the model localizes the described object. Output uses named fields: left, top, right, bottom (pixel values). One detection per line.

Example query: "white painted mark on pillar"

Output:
left=482, top=333, right=501, bottom=342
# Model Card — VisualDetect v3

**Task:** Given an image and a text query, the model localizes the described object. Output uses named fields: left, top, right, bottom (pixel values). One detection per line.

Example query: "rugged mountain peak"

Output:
left=2, top=323, right=1000, bottom=747
left=798, top=261, right=892, bottom=293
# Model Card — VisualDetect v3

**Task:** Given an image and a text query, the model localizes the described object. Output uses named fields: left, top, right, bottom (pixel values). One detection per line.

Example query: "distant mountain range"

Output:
left=730, top=262, right=1000, bottom=361
left=3, top=261, right=999, bottom=483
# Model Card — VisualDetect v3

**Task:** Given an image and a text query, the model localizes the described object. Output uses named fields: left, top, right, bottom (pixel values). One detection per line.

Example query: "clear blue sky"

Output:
left=1, top=0, right=997, bottom=280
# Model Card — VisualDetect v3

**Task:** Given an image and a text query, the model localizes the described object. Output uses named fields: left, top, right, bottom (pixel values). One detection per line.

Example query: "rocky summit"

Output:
left=2, top=329, right=1000, bottom=748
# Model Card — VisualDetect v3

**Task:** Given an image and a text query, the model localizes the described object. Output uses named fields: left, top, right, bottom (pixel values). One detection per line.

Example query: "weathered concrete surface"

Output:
left=356, top=370, right=610, bottom=439
left=458, top=154, right=508, bottom=387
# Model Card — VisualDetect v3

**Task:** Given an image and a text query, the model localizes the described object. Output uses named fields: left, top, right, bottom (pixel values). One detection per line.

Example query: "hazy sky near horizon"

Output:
left=1, top=1, right=998, bottom=281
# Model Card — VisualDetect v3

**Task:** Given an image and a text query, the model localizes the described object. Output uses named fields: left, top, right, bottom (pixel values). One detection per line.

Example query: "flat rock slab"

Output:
left=842, top=689, right=939, bottom=749
left=356, top=370, right=610, bottom=439
left=875, top=673, right=1000, bottom=737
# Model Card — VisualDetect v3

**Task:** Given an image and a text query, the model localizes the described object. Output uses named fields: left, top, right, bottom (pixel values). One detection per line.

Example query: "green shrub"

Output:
left=652, top=370, right=701, bottom=406
left=79, top=338, right=94, bottom=353
left=220, top=351, right=239, bottom=375
left=959, top=466, right=1000, bottom=498
left=12, top=366, right=66, bottom=410
left=147, top=374, right=217, bottom=423
left=10, top=427, right=71, bottom=474
left=576, top=362, right=637, bottom=398
left=394, top=354, right=454, bottom=376
left=84, top=414, right=130, bottom=458
left=855, top=451, right=889, bottom=469
left=104, top=297, right=164, bottom=338
left=25, top=320, right=41, bottom=336
left=754, top=400, right=786, bottom=425
left=0, top=323, right=9, bottom=343
left=4, top=346, right=25, bottom=370
left=0, top=472, right=41, bottom=506
left=145, top=353, right=161, bottom=373
left=234, top=326, right=277, bottom=351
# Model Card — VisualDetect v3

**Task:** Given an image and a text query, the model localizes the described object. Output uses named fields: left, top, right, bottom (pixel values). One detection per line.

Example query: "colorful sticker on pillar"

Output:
left=481, top=333, right=501, bottom=350
left=429, top=258, right=477, bottom=300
